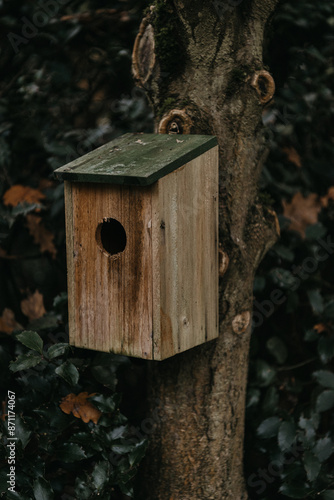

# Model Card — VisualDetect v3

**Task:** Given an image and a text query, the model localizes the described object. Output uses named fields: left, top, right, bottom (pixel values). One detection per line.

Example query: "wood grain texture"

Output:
left=65, top=145, right=218, bottom=360
left=152, top=146, right=219, bottom=359
left=68, top=182, right=153, bottom=359
left=54, top=133, right=217, bottom=186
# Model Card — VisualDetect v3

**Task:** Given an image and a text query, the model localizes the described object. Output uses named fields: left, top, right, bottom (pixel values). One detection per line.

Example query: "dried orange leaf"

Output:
left=320, top=186, right=334, bottom=208
left=283, top=147, right=302, bottom=168
left=25, top=214, right=57, bottom=259
left=21, top=290, right=46, bottom=321
left=0, top=308, right=22, bottom=334
left=3, top=185, right=45, bottom=207
left=282, top=192, right=321, bottom=238
left=313, top=323, right=327, bottom=334
left=60, top=392, right=101, bottom=424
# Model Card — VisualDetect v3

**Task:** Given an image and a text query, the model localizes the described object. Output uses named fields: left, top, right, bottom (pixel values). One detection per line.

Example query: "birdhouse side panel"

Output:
left=152, top=146, right=219, bottom=360
left=64, top=182, right=154, bottom=359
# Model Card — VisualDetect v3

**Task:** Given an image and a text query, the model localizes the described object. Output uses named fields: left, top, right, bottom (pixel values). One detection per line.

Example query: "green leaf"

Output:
left=9, top=351, right=43, bottom=372
left=119, top=482, right=134, bottom=498
left=298, top=415, right=318, bottom=442
left=111, top=443, right=134, bottom=454
left=92, top=461, right=109, bottom=490
left=304, top=328, right=319, bottom=342
left=47, top=343, right=69, bottom=359
left=33, top=477, right=54, bottom=500
left=324, top=301, right=334, bottom=319
left=307, top=289, right=324, bottom=315
left=313, top=370, right=334, bottom=389
left=75, top=477, right=92, bottom=499
left=55, top=361, right=79, bottom=386
left=303, top=451, right=321, bottom=481
left=318, top=336, right=334, bottom=364
left=278, top=421, right=297, bottom=451
left=255, top=360, right=277, bottom=387
left=246, top=387, right=261, bottom=408
left=15, top=415, right=31, bottom=449
left=322, top=491, right=334, bottom=500
left=129, top=440, right=148, bottom=467
left=16, top=330, right=43, bottom=354
left=55, top=443, right=86, bottom=462
left=257, top=416, right=281, bottom=438
left=279, top=482, right=311, bottom=498
left=266, top=336, right=288, bottom=364
left=316, top=390, right=334, bottom=412
left=313, top=436, right=334, bottom=462
left=262, top=386, right=279, bottom=413
left=89, top=394, right=117, bottom=413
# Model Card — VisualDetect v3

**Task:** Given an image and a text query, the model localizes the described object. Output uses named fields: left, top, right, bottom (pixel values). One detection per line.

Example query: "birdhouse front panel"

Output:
left=64, top=181, right=154, bottom=359
left=55, top=133, right=219, bottom=360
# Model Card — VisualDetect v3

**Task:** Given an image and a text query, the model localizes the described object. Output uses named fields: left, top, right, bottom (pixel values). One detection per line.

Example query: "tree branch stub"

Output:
left=158, top=109, right=193, bottom=134
left=250, top=70, right=275, bottom=104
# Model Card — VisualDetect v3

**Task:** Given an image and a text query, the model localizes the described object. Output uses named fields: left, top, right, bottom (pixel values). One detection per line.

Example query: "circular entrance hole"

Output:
left=96, top=218, right=126, bottom=257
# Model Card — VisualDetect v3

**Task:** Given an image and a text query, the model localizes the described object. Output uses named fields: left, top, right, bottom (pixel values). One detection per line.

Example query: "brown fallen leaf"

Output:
left=282, top=192, right=321, bottom=238
left=20, top=290, right=46, bottom=321
left=3, top=185, right=45, bottom=207
left=25, top=214, right=57, bottom=259
left=313, top=323, right=327, bottom=334
left=60, top=392, right=101, bottom=424
left=283, top=146, right=302, bottom=168
left=320, top=186, right=334, bottom=208
left=0, top=308, right=22, bottom=334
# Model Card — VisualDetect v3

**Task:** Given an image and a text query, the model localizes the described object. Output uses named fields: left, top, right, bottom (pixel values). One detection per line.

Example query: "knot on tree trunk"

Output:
left=219, top=247, right=230, bottom=277
left=132, top=15, right=155, bottom=88
left=158, top=109, right=193, bottom=134
left=250, top=70, right=275, bottom=104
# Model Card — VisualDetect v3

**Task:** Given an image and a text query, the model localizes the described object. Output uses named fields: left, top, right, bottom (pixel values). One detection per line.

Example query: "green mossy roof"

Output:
left=54, top=133, right=217, bottom=186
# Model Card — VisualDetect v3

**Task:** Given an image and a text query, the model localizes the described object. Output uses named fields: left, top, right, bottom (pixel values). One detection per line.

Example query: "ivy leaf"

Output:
left=316, top=390, right=334, bottom=412
left=278, top=421, right=297, bottom=451
left=279, top=482, right=311, bottom=498
left=9, top=351, right=43, bottom=372
left=313, top=436, right=334, bottom=462
left=307, top=289, right=324, bottom=315
left=47, top=343, right=70, bottom=359
left=55, top=443, right=86, bottom=462
left=16, top=330, right=43, bottom=354
left=257, top=416, right=281, bottom=438
left=266, top=336, right=288, bottom=364
left=33, top=477, right=54, bottom=500
left=318, top=336, right=334, bottom=364
left=129, top=440, right=148, bottom=467
left=303, top=451, right=321, bottom=481
left=89, top=394, right=117, bottom=413
left=55, top=361, right=79, bottom=386
left=313, top=370, right=334, bottom=389
left=15, top=415, right=31, bottom=449
left=255, top=360, right=277, bottom=387
left=91, top=461, right=109, bottom=490
left=75, top=477, right=92, bottom=500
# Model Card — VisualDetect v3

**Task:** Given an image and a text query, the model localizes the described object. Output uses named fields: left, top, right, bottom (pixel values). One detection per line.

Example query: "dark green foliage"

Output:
left=0, top=308, right=147, bottom=499
left=246, top=1, right=334, bottom=498
left=0, top=1, right=152, bottom=498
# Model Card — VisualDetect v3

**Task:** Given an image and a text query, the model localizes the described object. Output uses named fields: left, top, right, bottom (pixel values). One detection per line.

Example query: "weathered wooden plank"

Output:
left=68, top=182, right=154, bottom=359
left=64, top=181, right=76, bottom=348
left=54, top=133, right=218, bottom=186
left=152, top=146, right=219, bottom=360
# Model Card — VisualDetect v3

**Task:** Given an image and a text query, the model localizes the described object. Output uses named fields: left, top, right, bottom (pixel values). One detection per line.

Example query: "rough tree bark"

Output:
left=132, top=1, right=280, bottom=498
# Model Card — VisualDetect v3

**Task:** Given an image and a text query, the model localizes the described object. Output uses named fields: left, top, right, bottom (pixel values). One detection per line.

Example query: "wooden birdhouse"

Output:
left=54, top=133, right=219, bottom=360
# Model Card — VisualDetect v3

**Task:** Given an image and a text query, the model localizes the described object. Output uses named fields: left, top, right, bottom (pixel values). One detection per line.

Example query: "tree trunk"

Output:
left=132, top=1, right=280, bottom=498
